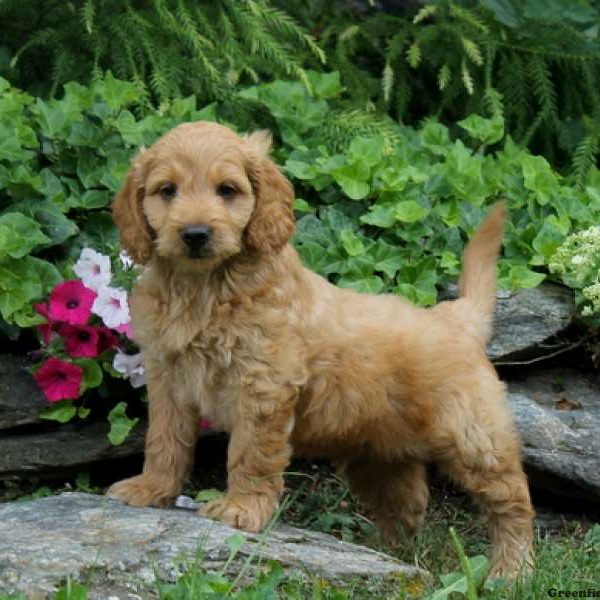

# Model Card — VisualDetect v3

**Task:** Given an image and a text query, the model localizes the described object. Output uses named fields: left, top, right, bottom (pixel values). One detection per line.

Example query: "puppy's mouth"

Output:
left=185, top=247, right=214, bottom=260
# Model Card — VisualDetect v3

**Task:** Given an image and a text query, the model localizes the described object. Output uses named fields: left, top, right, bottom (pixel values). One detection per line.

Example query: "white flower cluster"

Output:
left=73, top=248, right=145, bottom=388
left=550, top=226, right=600, bottom=318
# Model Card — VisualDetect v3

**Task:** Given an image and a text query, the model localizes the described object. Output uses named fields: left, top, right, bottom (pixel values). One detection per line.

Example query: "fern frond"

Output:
left=406, top=43, right=421, bottom=69
left=461, top=38, right=483, bottom=66
left=321, top=108, right=401, bottom=153
left=573, top=129, right=600, bottom=189
left=461, top=60, right=474, bottom=95
left=246, top=1, right=326, bottom=64
left=529, top=56, right=558, bottom=118
left=438, top=64, right=451, bottom=91
left=449, top=3, right=488, bottom=33
left=413, top=5, right=437, bottom=25
left=81, top=0, right=95, bottom=35
left=382, top=62, right=394, bottom=104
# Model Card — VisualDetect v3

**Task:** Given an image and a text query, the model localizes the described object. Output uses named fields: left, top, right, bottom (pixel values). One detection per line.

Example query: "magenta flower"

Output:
left=48, top=280, right=96, bottom=325
left=58, top=324, right=101, bottom=358
left=34, top=357, right=83, bottom=403
left=97, top=327, right=120, bottom=354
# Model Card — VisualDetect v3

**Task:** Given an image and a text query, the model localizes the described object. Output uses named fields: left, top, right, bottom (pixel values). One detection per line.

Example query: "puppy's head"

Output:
left=112, top=121, right=295, bottom=271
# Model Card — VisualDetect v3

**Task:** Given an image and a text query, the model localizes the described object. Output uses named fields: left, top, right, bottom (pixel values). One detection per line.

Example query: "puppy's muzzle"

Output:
left=181, top=224, right=213, bottom=256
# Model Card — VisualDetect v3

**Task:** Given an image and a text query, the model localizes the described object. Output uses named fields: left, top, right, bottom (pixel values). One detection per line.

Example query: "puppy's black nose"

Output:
left=181, top=224, right=213, bottom=250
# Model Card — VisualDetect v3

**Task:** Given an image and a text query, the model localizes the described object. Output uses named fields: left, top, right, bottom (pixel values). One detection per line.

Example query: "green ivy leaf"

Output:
left=0, top=256, right=57, bottom=322
left=78, top=406, right=91, bottom=419
left=532, top=218, right=566, bottom=260
left=74, top=359, right=104, bottom=392
left=375, top=255, right=404, bottom=278
left=69, top=190, right=111, bottom=210
left=420, top=120, right=452, bottom=155
left=501, top=264, right=546, bottom=290
left=395, top=200, right=429, bottom=223
left=522, top=155, right=559, bottom=205
left=458, top=114, right=504, bottom=145
left=340, top=229, right=366, bottom=256
left=293, top=198, right=313, bottom=214
left=348, top=136, right=384, bottom=168
left=0, top=125, right=35, bottom=161
left=108, top=402, right=139, bottom=445
left=40, top=400, right=77, bottom=424
left=396, top=257, right=438, bottom=305
left=96, top=71, right=140, bottom=110
left=360, top=204, right=396, bottom=228
left=338, top=276, right=384, bottom=294
left=0, top=213, right=51, bottom=260
left=11, top=199, right=78, bottom=246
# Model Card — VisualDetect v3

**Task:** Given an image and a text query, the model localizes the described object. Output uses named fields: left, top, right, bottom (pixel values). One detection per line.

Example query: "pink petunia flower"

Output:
left=199, top=418, right=213, bottom=430
left=35, top=302, right=55, bottom=344
left=115, top=321, right=134, bottom=339
left=58, top=324, right=101, bottom=358
left=73, top=248, right=111, bottom=292
left=92, top=286, right=130, bottom=329
left=48, top=280, right=96, bottom=326
left=34, top=357, right=83, bottom=403
left=97, top=327, right=120, bottom=354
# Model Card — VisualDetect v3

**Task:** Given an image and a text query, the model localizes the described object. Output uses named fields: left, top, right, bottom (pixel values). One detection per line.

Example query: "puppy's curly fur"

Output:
left=108, top=122, right=534, bottom=578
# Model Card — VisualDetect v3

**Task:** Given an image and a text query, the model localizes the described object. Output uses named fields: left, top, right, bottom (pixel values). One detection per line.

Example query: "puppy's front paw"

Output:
left=107, top=474, right=176, bottom=508
left=199, top=493, right=276, bottom=532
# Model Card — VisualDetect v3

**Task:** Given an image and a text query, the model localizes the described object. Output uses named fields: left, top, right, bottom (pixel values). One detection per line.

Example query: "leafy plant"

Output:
left=1, top=0, right=324, bottom=104
left=0, top=72, right=217, bottom=334
left=250, top=76, right=600, bottom=301
left=288, top=0, right=600, bottom=170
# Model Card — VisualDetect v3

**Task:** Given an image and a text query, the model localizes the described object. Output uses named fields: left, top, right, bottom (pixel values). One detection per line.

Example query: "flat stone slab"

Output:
left=507, top=368, right=600, bottom=502
left=489, top=283, right=574, bottom=362
left=0, top=353, right=47, bottom=429
left=0, top=422, right=145, bottom=490
left=0, top=493, right=430, bottom=599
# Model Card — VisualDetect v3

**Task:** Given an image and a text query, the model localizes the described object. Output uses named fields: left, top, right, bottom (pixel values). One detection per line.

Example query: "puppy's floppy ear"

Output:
left=244, top=130, right=295, bottom=255
left=112, top=153, right=153, bottom=265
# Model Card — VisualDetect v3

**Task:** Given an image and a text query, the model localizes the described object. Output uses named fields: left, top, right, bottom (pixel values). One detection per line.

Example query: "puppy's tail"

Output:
left=456, top=202, right=506, bottom=347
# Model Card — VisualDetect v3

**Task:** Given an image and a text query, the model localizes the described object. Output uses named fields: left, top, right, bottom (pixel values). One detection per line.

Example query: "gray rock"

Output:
left=507, top=369, right=600, bottom=502
left=0, top=493, right=431, bottom=599
left=0, top=353, right=47, bottom=428
left=0, top=422, right=145, bottom=497
left=489, top=283, right=574, bottom=362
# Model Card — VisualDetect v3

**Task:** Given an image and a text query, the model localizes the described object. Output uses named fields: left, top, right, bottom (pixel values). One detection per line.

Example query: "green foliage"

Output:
left=0, top=73, right=217, bottom=329
left=288, top=0, right=600, bottom=169
left=1, top=0, right=324, bottom=104
left=107, top=401, right=139, bottom=445
left=1, top=69, right=597, bottom=338
left=260, top=76, right=599, bottom=301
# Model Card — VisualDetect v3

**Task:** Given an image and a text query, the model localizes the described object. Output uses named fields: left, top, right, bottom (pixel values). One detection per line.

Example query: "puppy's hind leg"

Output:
left=341, top=458, right=429, bottom=547
left=432, top=386, right=534, bottom=579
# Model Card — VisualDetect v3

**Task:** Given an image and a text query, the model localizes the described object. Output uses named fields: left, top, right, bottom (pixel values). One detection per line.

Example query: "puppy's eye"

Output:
left=217, top=183, right=237, bottom=200
left=160, top=183, right=177, bottom=200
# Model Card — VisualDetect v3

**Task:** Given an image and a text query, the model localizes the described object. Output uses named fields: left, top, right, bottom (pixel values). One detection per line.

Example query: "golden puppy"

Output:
left=108, top=121, right=534, bottom=579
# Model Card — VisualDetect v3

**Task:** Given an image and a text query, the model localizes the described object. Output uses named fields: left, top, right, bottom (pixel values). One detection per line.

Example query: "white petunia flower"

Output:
left=571, top=254, right=584, bottom=265
left=92, top=286, right=130, bottom=328
left=113, top=350, right=146, bottom=388
left=119, top=250, right=135, bottom=269
left=73, top=248, right=111, bottom=291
